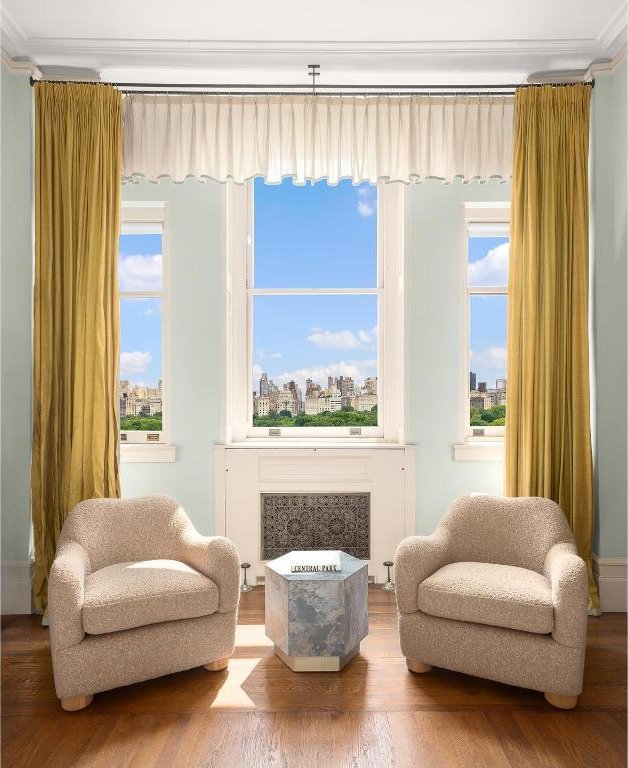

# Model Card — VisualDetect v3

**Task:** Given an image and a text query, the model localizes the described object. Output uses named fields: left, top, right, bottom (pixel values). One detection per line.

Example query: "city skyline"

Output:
left=253, top=370, right=378, bottom=424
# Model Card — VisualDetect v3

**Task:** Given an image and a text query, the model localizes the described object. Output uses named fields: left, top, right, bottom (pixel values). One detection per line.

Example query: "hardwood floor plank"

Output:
left=330, top=712, right=396, bottom=768
left=2, top=589, right=625, bottom=768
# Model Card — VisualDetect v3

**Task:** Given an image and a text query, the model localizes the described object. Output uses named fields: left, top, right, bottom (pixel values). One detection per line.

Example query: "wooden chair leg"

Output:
left=60, top=694, right=93, bottom=712
left=406, top=659, right=432, bottom=674
left=544, top=692, right=578, bottom=710
left=204, top=656, right=229, bottom=672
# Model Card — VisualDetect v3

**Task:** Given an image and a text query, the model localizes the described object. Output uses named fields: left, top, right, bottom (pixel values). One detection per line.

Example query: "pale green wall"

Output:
left=1, top=69, right=33, bottom=561
left=592, top=60, right=628, bottom=558
left=406, top=180, right=509, bottom=534
left=119, top=181, right=223, bottom=535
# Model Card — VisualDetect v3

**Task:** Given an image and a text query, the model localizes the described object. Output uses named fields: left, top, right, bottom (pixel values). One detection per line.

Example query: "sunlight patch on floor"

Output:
left=210, top=658, right=261, bottom=709
left=234, top=623, right=274, bottom=648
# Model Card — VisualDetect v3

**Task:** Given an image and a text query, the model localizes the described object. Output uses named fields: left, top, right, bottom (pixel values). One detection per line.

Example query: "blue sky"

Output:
left=468, top=236, right=509, bottom=387
left=117, top=187, right=509, bottom=394
left=119, top=233, right=162, bottom=386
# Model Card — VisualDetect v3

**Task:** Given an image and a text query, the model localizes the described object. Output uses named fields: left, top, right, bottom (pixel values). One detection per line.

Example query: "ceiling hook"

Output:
left=308, top=64, right=320, bottom=96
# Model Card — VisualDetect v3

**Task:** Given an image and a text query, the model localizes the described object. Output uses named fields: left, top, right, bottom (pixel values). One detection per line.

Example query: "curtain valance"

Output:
left=122, top=93, right=514, bottom=185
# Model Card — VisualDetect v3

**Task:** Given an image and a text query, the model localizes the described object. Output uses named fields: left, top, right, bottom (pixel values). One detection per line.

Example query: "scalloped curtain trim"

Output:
left=122, top=93, right=514, bottom=185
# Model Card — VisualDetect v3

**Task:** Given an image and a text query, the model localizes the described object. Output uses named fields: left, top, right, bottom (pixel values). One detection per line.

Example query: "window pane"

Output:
left=253, top=178, right=377, bottom=288
left=119, top=298, right=163, bottom=431
left=119, top=232, right=163, bottom=291
left=468, top=236, right=509, bottom=287
left=252, top=295, right=378, bottom=427
left=469, top=294, right=507, bottom=427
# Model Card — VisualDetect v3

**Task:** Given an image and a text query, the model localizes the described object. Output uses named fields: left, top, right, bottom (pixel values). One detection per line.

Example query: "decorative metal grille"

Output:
left=260, top=493, right=370, bottom=560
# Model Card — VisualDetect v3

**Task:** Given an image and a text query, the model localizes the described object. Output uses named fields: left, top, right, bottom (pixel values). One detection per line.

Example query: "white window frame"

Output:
left=119, top=202, right=175, bottom=461
left=458, top=203, right=510, bottom=453
left=224, top=181, right=405, bottom=444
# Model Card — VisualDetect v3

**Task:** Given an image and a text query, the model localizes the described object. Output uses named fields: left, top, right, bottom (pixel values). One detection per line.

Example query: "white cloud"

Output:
left=119, top=254, right=163, bottom=291
left=268, top=352, right=283, bottom=359
left=357, top=187, right=370, bottom=198
left=307, top=326, right=377, bottom=349
left=256, top=349, right=283, bottom=360
left=357, top=200, right=375, bottom=218
left=470, top=346, right=507, bottom=370
left=468, top=242, right=509, bottom=286
left=120, top=351, right=152, bottom=376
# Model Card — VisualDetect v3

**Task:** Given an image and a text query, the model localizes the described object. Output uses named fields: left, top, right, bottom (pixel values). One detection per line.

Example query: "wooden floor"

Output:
left=2, top=586, right=626, bottom=768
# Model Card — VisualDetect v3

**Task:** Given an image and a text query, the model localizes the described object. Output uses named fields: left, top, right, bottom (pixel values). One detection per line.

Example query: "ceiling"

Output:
left=2, top=0, right=626, bottom=84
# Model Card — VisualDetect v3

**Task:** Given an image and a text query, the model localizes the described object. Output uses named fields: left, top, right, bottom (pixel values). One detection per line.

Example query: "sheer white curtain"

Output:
left=122, top=93, right=514, bottom=184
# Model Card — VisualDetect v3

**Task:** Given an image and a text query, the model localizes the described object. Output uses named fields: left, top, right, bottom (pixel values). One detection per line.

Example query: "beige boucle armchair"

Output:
left=395, top=495, right=589, bottom=709
left=48, top=494, right=240, bottom=711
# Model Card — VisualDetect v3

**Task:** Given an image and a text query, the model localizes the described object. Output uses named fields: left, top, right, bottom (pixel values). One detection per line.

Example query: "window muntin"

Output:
left=118, top=214, right=167, bottom=443
left=247, top=178, right=384, bottom=438
left=464, top=215, right=509, bottom=439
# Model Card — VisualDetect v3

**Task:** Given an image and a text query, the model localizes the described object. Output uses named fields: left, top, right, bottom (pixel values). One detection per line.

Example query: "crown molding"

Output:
left=10, top=36, right=625, bottom=58
left=585, top=45, right=627, bottom=78
left=1, top=7, right=625, bottom=81
left=598, top=3, right=627, bottom=56
left=0, top=6, right=26, bottom=58
left=1, top=49, right=41, bottom=78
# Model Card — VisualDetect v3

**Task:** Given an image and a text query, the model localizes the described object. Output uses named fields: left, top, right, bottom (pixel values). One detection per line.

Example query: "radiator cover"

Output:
left=260, top=492, right=370, bottom=561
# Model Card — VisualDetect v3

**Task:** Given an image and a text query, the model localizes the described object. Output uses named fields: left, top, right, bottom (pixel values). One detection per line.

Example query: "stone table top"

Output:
left=265, top=550, right=366, bottom=581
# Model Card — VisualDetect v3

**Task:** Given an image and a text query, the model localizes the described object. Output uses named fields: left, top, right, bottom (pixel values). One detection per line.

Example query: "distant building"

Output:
left=353, top=393, right=377, bottom=412
left=255, top=396, right=271, bottom=416
left=469, top=372, right=477, bottom=391
left=363, top=377, right=377, bottom=394
left=496, top=378, right=507, bottom=390
left=478, top=382, right=487, bottom=393
left=470, top=394, right=493, bottom=410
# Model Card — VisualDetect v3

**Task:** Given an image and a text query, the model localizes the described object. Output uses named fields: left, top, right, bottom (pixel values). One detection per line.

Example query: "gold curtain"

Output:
left=505, top=84, right=599, bottom=612
left=32, top=83, right=122, bottom=610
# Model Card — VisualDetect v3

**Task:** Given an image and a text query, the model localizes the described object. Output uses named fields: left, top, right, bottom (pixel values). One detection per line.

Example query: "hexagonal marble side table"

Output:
left=265, top=550, right=368, bottom=672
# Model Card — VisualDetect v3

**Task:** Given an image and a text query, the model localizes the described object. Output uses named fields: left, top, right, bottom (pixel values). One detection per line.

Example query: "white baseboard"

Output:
left=593, top=555, right=627, bottom=613
left=1, top=560, right=33, bottom=614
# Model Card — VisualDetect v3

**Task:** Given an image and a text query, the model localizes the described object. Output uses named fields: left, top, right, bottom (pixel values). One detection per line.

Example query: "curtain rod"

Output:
left=29, top=77, right=594, bottom=96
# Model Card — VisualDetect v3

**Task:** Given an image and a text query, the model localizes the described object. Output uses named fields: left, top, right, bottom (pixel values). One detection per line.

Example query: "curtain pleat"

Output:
left=122, top=93, right=514, bottom=184
left=505, top=84, right=599, bottom=613
left=32, top=82, right=122, bottom=610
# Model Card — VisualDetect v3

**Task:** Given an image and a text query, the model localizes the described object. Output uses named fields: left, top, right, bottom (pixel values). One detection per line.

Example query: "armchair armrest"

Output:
left=48, top=541, right=91, bottom=652
left=394, top=528, right=451, bottom=614
left=178, top=525, right=240, bottom=613
left=544, top=542, right=588, bottom=648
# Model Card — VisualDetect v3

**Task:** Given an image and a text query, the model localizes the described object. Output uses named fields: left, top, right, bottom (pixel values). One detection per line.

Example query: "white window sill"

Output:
left=224, top=440, right=407, bottom=450
left=120, top=444, right=177, bottom=463
left=453, top=441, right=504, bottom=461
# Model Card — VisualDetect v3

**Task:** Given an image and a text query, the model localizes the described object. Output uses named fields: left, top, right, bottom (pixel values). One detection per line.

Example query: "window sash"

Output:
left=462, top=204, right=510, bottom=442
left=226, top=181, right=404, bottom=443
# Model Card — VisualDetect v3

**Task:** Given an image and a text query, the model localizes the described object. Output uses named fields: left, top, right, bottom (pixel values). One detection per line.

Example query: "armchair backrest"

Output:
left=441, top=495, right=576, bottom=573
left=58, top=494, right=187, bottom=571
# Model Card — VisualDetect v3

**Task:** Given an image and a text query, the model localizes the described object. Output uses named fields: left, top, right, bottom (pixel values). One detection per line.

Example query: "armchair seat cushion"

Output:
left=83, top=559, right=220, bottom=635
left=417, top=561, right=553, bottom=634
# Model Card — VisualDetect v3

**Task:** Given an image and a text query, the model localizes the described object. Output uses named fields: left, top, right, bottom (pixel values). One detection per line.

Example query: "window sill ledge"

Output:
left=453, top=442, right=504, bottom=461
left=120, top=444, right=177, bottom=463
left=223, top=440, right=407, bottom=450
